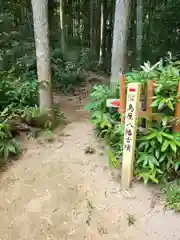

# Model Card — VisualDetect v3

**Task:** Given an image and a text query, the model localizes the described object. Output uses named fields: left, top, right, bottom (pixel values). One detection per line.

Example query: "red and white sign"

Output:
left=106, top=99, right=120, bottom=108
left=129, top=87, right=136, bottom=93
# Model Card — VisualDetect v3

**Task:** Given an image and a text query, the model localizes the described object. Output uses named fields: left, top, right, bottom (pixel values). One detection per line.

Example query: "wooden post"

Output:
left=174, top=81, right=180, bottom=132
left=119, top=74, right=126, bottom=123
left=146, top=80, right=154, bottom=128
left=121, top=83, right=141, bottom=189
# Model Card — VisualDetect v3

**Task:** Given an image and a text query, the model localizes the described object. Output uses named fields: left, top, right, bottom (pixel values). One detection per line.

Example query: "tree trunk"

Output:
left=94, top=0, right=101, bottom=60
left=67, top=0, right=73, bottom=39
left=83, top=0, right=89, bottom=45
left=127, top=0, right=136, bottom=69
left=31, top=0, right=53, bottom=117
left=59, top=0, right=66, bottom=54
left=101, top=0, right=108, bottom=70
left=110, top=0, right=131, bottom=88
left=107, top=2, right=115, bottom=73
left=77, top=0, right=81, bottom=43
left=136, top=0, right=143, bottom=68
left=99, top=1, right=104, bottom=63
left=90, top=0, right=94, bottom=51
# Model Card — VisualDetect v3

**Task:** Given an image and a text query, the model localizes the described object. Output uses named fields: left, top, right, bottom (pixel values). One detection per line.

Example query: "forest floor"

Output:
left=0, top=87, right=180, bottom=240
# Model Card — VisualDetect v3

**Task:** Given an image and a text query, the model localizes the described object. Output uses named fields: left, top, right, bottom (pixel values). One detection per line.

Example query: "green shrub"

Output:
left=86, top=58, right=180, bottom=184
left=163, top=180, right=180, bottom=212
left=0, top=72, right=38, bottom=110
left=136, top=129, right=180, bottom=183
left=85, top=84, right=122, bottom=168
left=0, top=122, right=20, bottom=165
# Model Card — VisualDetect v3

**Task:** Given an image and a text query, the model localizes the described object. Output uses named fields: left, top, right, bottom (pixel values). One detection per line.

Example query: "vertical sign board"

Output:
left=121, top=83, right=141, bottom=189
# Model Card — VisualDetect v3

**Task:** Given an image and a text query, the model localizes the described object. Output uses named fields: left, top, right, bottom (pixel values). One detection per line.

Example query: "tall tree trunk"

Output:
left=136, top=0, right=143, bottom=68
left=101, top=0, right=108, bottom=70
left=110, top=0, right=131, bottom=88
left=127, top=0, right=136, bottom=69
left=83, top=0, right=89, bottom=45
left=99, top=1, right=104, bottom=63
left=143, top=0, right=153, bottom=61
left=31, top=0, right=53, bottom=117
left=77, top=0, right=81, bottom=42
left=90, top=0, right=94, bottom=51
left=107, top=2, right=115, bottom=73
left=94, top=0, right=101, bottom=60
left=59, top=0, right=65, bottom=53
left=67, top=0, right=73, bottom=39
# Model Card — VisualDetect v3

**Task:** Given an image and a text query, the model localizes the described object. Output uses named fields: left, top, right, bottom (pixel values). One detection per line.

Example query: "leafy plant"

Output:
left=163, top=180, right=180, bottom=212
left=44, top=129, right=54, bottom=142
left=136, top=129, right=180, bottom=183
left=86, top=58, right=180, bottom=185
left=0, top=122, right=20, bottom=165
left=107, top=149, right=120, bottom=169
left=85, top=84, right=122, bottom=168
left=0, top=72, right=37, bottom=110
left=21, top=106, right=53, bottom=129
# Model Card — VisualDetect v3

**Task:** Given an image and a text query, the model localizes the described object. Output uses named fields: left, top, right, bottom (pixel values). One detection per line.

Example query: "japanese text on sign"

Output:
left=124, top=91, right=136, bottom=152
left=121, top=83, right=141, bottom=188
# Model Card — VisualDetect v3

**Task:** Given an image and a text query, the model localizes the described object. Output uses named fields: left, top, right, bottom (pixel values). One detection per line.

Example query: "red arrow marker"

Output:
left=111, top=101, right=120, bottom=107
left=129, top=88, right=136, bottom=92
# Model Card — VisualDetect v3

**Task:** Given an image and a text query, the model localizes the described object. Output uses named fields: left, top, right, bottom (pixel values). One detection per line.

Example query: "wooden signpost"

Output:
left=107, top=82, right=141, bottom=189
left=106, top=75, right=180, bottom=189
left=121, top=83, right=141, bottom=189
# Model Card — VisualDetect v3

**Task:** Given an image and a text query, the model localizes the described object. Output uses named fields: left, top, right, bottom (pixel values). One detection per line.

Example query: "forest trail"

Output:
left=0, top=93, right=180, bottom=240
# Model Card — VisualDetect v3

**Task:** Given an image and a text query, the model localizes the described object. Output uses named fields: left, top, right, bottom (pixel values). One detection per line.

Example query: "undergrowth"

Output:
left=0, top=20, right=96, bottom=167
left=86, top=58, right=180, bottom=184
left=163, top=180, right=180, bottom=212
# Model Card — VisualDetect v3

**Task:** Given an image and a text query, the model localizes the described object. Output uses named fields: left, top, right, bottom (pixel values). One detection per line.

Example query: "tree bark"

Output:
left=67, top=0, right=73, bottom=39
left=136, top=0, right=143, bottom=68
left=31, top=0, right=53, bottom=116
left=101, top=0, right=110, bottom=71
left=94, top=0, right=101, bottom=60
left=90, top=0, right=94, bottom=51
left=107, top=2, right=115, bottom=73
left=110, top=0, right=131, bottom=88
left=59, top=0, right=66, bottom=54
left=77, top=0, right=81, bottom=43
left=127, top=0, right=136, bottom=69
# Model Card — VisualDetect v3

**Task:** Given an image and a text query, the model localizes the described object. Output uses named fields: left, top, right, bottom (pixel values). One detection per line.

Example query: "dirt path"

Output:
left=0, top=94, right=180, bottom=240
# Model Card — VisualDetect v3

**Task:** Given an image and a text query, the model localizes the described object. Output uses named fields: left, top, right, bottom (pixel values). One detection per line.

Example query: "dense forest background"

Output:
left=1, top=0, right=180, bottom=76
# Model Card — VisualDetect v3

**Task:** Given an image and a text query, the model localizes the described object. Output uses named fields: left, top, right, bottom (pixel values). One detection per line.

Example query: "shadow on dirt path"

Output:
left=0, top=93, right=179, bottom=240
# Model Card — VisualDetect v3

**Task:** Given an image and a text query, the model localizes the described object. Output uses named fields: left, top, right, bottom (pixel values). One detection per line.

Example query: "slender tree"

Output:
left=67, top=0, right=73, bottom=39
left=94, top=0, right=101, bottom=60
left=136, top=0, right=143, bottom=68
left=110, top=0, right=131, bottom=88
left=90, top=0, right=94, bottom=51
left=31, top=0, right=54, bottom=118
left=59, top=0, right=65, bottom=53
left=101, top=0, right=108, bottom=69
left=99, top=0, right=104, bottom=63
